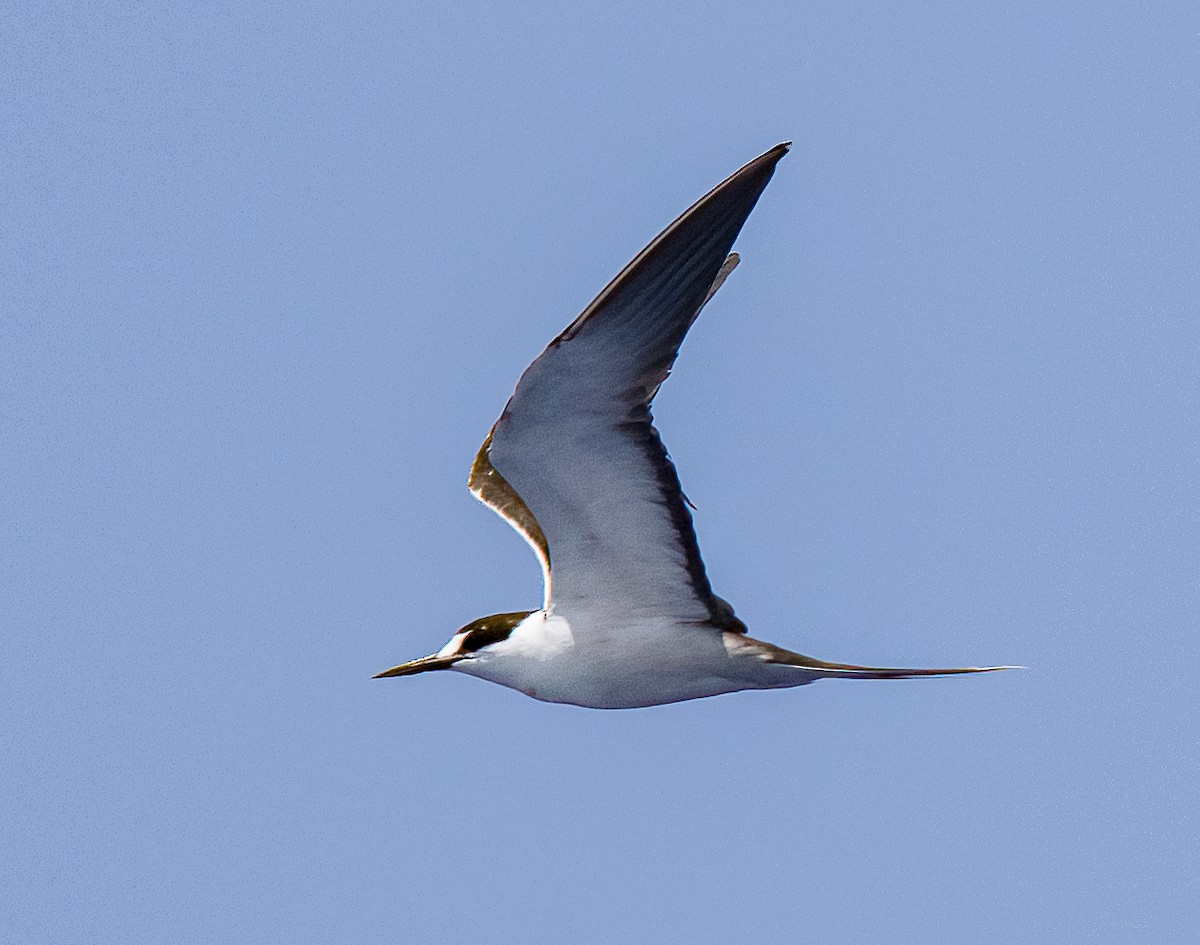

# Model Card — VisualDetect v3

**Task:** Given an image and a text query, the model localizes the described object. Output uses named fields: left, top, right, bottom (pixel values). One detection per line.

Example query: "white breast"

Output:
left=451, top=611, right=793, bottom=708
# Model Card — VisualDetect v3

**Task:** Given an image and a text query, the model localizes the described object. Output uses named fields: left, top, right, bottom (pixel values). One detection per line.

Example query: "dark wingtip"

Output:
left=746, top=142, right=791, bottom=171
left=759, top=141, right=791, bottom=163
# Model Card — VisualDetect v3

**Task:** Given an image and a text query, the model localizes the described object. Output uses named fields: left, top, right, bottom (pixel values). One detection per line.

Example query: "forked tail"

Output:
left=758, top=641, right=1020, bottom=679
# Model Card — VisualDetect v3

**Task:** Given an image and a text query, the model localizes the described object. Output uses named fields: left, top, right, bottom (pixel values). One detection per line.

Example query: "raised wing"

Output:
left=470, top=144, right=789, bottom=627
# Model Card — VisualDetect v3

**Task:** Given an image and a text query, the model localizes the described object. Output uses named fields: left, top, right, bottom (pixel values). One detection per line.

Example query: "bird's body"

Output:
left=444, top=611, right=806, bottom=709
left=377, top=143, right=1012, bottom=708
left=453, top=612, right=740, bottom=709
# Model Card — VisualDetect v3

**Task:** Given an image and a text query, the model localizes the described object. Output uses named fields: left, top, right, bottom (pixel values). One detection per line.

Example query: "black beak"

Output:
left=372, top=654, right=462, bottom=678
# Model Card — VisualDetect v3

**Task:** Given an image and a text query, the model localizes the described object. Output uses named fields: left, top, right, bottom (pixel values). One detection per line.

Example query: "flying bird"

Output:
left=376, top=143, right=1012, bottom=708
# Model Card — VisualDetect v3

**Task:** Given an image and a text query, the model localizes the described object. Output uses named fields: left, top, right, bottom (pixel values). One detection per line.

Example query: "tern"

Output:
left=376, top=143, right=1012, bottom=708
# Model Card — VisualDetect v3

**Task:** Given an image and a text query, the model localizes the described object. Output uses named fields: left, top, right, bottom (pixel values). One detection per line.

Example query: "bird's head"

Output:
left=373, top=610, right=535, bottom=678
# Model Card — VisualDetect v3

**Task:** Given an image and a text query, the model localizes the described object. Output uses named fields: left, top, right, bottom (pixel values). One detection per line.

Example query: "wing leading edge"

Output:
left=470, top=143, right=789, bottom=627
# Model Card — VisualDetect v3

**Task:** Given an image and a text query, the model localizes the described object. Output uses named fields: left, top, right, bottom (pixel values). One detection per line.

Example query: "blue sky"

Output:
left=3, top=2, right=1197, bottom=942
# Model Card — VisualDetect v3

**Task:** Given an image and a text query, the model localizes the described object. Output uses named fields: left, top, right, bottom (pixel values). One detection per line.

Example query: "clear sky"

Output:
left=4, top=3, right=1197, bottom=943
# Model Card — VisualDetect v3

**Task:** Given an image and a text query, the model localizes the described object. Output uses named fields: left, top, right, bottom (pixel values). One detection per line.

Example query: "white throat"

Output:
left=450, top=611, right=576, bottom=700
